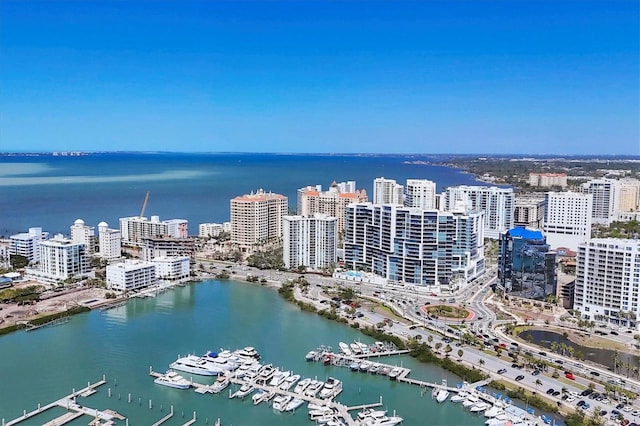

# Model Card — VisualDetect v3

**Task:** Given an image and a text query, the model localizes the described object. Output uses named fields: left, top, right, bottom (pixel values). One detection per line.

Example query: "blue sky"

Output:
left=1, top=1, right=638, bottom=155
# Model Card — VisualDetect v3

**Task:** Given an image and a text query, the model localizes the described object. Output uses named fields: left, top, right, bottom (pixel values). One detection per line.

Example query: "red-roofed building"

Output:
left=230, top=189, right=288, bottom=247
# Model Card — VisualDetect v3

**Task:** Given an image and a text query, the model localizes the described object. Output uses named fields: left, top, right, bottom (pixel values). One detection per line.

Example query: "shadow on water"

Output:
left=519, top=329, right=640, bottom=373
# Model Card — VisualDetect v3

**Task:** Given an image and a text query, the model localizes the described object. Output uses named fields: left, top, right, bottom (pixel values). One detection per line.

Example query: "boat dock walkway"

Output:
left=3, top=377, right=121, bottom=426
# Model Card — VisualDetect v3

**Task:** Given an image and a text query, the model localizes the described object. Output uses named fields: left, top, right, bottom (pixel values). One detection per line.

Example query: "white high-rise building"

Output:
left=444, top=186, right=514, bottom=239
left=230, top=189, right=288, bottom=247
left=106, top=260, right=157, bottom=292
left=343, top=203, right=485, bottom=286
left=574, top=239, right=640, bottom=330
left=582, top=178, right=621, bottom=225
left=27, top=234, right=90, bottom=284
left=119, top=215, right=188, bottom=247
left=98, top=222, right=121, bottom=260
left=9, top=227, right=47, bottom=263
left=283, top=213, right=337, bottom=270
left=70, top=219, right=95, bottom=255
left=373, top=177, right=404, bottom=205
left=297, top=181, right=367, bottom=233
left=405, top=179, right=437, bottom=209
left=544, top=192, right=593, bottom=251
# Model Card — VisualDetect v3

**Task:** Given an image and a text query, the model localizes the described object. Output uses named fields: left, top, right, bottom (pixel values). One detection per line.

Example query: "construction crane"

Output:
left=132, top=191, right=150, bottom=259
left=140, top=191, right=150, bottom=218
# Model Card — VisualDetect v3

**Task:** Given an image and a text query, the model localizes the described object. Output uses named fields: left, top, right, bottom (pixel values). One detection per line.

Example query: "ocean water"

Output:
left=0, top=279, right=486, bottom=426
left=0, top=152, right=484, bottom=236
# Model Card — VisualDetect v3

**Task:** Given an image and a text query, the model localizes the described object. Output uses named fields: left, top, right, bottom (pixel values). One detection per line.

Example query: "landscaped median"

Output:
left=0, top=305, right=90, bottom=336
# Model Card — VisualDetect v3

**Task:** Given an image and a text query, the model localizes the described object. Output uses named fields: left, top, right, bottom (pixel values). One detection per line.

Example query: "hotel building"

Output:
left=230, top=189, right=288, bottom=247
left=574, top=239, right=640, bottom=330
left=543, top=191, right=593, bottom=251
left=283, top=213, right=337, bottom=270
left=198, top=222, right=231, bottom=238
left=106, top=260, right=157, bottom=292
left=444, top=186, right=514, bottom=239
left=296, top=181, right=367, bottom=233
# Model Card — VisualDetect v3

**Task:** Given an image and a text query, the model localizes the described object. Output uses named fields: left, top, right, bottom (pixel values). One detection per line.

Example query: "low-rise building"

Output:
left=153, top=256, right=190, bottom=280
left=9, top=227, right=48, bottom=263
left=106, top=260, right=157, bottom=292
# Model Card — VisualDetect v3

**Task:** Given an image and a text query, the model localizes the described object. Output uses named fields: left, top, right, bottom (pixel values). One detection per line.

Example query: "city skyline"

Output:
left=1, top=1, right=638, bottom=155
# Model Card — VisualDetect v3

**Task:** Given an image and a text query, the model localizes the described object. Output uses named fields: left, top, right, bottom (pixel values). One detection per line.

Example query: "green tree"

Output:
left=9, top=254, right=29, bottom=269
left=457, top=349, right=464, bottom=360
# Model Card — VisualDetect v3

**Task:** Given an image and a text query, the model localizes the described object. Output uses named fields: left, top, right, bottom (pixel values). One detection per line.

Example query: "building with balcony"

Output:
left=119, top=215, right=189, bottom=247
left=26, top=234, right=91, bottom=284
left=141, top=236, right=195, bottom=262
left=283, top=213, right=337, bottom=270
left=514, top=195, right=545, bottom=230
left=297, top=181, right=367, bottom=233
left=373, top=177, right=404, bottom=205
left=343, top=203, right=485, bottom=288
left=153, top=256, right=190, bottom=280
left=70, top=219, right=96, bottom=255
left=574, top=239, right=640, bottom=330
left=582, top=178, right=621, bottom=226
left=528, top=172, right=568, bottom=188
left=106, top=260, right=157, bottom=292
left=444, top=185, right=514, bottom=239
left=404, top=179, right=437, bottom=209
left=98, top=222, right=121, bottom=260
left=9, top=227, right=48, bottom=263
left=230, top=189, right=288, bottom=247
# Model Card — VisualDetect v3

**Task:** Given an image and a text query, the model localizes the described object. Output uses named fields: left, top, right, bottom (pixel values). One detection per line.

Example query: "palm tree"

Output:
left=479, top=359, right=485, bottom=368
left=427, top=335, right=434, bottom=347
left=435, top=342, right=443, bottom=353
left=535, top=379, right=542, bottom=390
left=457, top=349, right=464, bottom=360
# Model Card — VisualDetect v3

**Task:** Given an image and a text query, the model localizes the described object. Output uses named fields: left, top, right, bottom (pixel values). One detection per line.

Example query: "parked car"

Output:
left=538, top=351, right=547, bottom=356
left=532, top=370, right=540, bottom=376
left=577, top=400, right=586, bottom=407
left=515, top=375, right=525, bottom=381
left=590, top=371, right=600, bottom=376
left=546, top=388, right=555, bottom=395
left=497, top=369, right=507, bottom=374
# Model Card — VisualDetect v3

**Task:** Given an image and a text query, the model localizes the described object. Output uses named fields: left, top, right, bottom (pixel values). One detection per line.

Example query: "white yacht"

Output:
left=170, top=355, right=225, bottom=376
left=350, top=342, right=362, bottom=354
left=305, top=350, right=317, bottom=361
left=470, top=401, right=491, bottom=413
left=339, top=342, right=352, bottom=355
left=485, top=413, right=510, bottom=425
left=435, top=388, right=450, bottom=403
left=235, top=346, right=261, bottom=360
left=230, top=383, right=255, bottom=399
left=358, top=410, right=403, bottom=426
left=462, top=393, right=480, bottom=408
left=484, top=401, right=507, bottom=418
left=252, top=389, right=267, bottom=405
left=210, top=375, right=230, bottom=394
left=272, top=395, right=292, bottom=411
left=319, top=377, right=342, bottom=399
left=283, top=398, right=305, bottom=412
left=388, top=367, right=402, bottom=380
left=153, top=371, right=191, bottom=389
left=293, top=377, right=312, bottom=394
left=356, top=342, right=369, bottom=354
left=309, top=407, right=334, bottom=420
left=304, top=379, right=324, bottom=397
left=450, top=391, right=468, bottom=403
left=359, top=361, right=372, bottom=372
left=269, top=370, right=291, bottom=387
left=280, top=373, right=300, bottom=391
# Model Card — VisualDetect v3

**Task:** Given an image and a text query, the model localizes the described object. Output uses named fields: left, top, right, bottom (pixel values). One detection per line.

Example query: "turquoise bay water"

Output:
left=0, top=280, right=485, bottom=426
